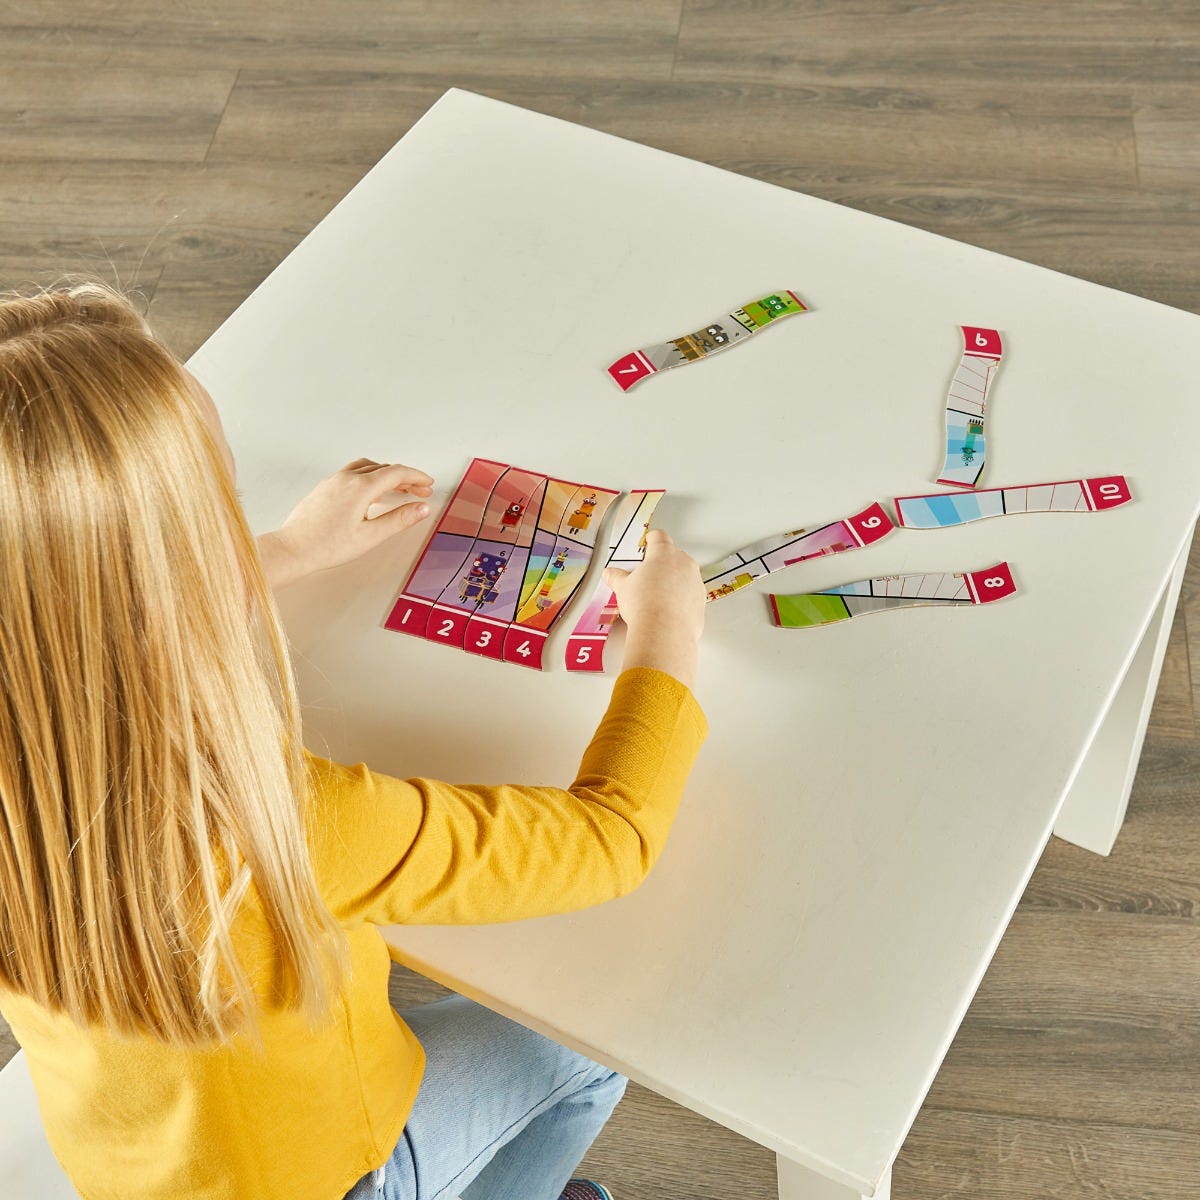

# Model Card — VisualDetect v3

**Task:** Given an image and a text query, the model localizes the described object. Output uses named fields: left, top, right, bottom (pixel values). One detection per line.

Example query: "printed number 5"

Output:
left=576, top=646, right=592, bottom=665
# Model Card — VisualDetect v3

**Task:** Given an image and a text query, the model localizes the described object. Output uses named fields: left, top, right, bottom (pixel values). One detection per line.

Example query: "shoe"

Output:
left=559, top=1182, right=613, bottom=1200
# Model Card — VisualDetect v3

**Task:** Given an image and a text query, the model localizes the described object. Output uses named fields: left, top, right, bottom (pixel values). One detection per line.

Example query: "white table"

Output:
left=190, top=89, right=1200, bottom=1199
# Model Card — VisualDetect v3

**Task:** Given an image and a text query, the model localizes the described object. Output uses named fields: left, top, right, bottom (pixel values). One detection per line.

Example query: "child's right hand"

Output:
left=604, top=530, right=706, bottom=688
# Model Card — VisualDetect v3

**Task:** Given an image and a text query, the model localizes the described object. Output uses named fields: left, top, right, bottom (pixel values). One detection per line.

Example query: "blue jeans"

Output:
left=343, top=995, right=627, bottom=1200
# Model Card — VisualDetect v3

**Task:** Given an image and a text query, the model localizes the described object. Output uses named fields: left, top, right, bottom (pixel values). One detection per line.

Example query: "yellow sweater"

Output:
left=1, top=668, right=707, bottom=1200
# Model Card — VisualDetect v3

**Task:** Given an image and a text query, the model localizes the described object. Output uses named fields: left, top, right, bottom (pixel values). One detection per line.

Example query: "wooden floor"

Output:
left=2, top=3, right=1199, bottom=1196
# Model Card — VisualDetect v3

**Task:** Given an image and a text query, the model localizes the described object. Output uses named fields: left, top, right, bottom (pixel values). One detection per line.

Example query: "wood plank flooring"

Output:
left=2, top=3, right=1199, bottom=1196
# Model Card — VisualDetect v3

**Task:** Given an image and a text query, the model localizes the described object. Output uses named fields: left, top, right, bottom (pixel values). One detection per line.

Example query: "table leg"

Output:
left=1052, top=530, right=1193, bottom=856
left=777, top=1155, right=890, bottom=1200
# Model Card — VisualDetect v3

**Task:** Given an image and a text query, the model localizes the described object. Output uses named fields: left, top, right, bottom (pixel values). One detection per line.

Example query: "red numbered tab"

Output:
left=565, top=636, right=607, bottom=673
left=960, top=326, right=1003, bottom=359
left=425, top=606, right=471, bottom=648
left=463, top=616, right=507, bottom=661
left=1082, top=475, right=1133, bottom=511
left=502, top=627, right=547, bottom=670
left=606, top=351, right=655, bottom=392
left=384, top=595, right=434, bottom=639
left=965, top=562, right=1017, bottom=604
left=846, top=501, right=895, bottom=546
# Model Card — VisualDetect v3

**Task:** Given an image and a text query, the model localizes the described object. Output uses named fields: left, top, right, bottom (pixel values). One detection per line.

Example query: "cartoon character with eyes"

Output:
left=459, top=551, right=508, bottom=605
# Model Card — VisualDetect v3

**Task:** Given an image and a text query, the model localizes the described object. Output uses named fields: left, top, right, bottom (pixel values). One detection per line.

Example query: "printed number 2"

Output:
left=576, top=646, right=592, bottom=665
left=436, top=619, right=454, bottom=638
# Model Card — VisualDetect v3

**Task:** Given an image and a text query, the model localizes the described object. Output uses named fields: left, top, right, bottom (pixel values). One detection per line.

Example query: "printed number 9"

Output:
left=576, top=646, right=592, bottom=665
left=983, top=576, right=1006, bottom=588
left=861, top=516, right=883, bottom=529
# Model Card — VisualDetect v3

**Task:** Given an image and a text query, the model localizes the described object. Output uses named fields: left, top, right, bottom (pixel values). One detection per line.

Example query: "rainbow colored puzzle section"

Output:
left=385, top=458, right=618, bottom=670
left=607, top=291, right=809, bottom=391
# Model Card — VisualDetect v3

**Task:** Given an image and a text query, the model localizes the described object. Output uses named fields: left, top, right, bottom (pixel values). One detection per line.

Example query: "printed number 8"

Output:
left=983, top=576, right=1006, bottom=588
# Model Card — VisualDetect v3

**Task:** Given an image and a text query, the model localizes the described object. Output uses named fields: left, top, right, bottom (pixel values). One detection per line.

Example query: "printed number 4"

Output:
left=515, top=640, right=532, bottom=658
left=576, top=646, right=592, bottom=665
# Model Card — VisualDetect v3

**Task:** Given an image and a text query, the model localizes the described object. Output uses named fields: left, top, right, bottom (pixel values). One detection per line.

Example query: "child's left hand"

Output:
left=257, top=458, right=435, bottom=589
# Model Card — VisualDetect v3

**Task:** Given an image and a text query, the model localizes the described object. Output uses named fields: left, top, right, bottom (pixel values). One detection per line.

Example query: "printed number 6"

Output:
left=983, top=576, right=1006, bottom=588
left=861, top=516, right=883, bottom=528
left=576, top=646, right=592, bottom=665
left=975, top=332, right=989, bottom=348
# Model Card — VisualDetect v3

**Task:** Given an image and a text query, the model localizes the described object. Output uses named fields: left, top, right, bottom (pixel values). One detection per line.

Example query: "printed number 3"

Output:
left=576, top=646, right=592, bottom=665
left=475, top=630, right=492, bottom=648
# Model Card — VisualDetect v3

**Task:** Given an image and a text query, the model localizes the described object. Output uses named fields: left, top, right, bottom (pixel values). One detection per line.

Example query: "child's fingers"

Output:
left=603, top=566, right=631, bottom=589
left=642, top=528, right=674, bottom=552
left=371, top=462, right=435, bottom=492
left=375, top=498, right=432, bottom=534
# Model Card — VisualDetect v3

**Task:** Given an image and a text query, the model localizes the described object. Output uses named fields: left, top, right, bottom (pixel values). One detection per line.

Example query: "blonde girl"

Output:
left=0, top=281, right=707, bottom=1200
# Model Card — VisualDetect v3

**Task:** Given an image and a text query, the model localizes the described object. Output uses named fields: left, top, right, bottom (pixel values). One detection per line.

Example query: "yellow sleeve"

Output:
left=305, top=667, right=707, bottom=926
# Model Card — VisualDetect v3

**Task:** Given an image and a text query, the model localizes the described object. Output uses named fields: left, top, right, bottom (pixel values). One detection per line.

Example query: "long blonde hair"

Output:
left=0, top=280, right=345, bottom=1045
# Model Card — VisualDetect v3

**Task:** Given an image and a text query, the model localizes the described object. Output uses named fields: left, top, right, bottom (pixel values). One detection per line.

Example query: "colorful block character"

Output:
left=500, top=499, right=525, bottom=529
left=961, top=421, right=984, bottom=466
left=598, top=596, right=620, bottom=628
left=671, top=323, right=729, bottom=362
left=567, top=495, right=597, bottom=532
left=459, top=551, right=508, bottom=605
left=536, top=549, right=570, bottom=610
